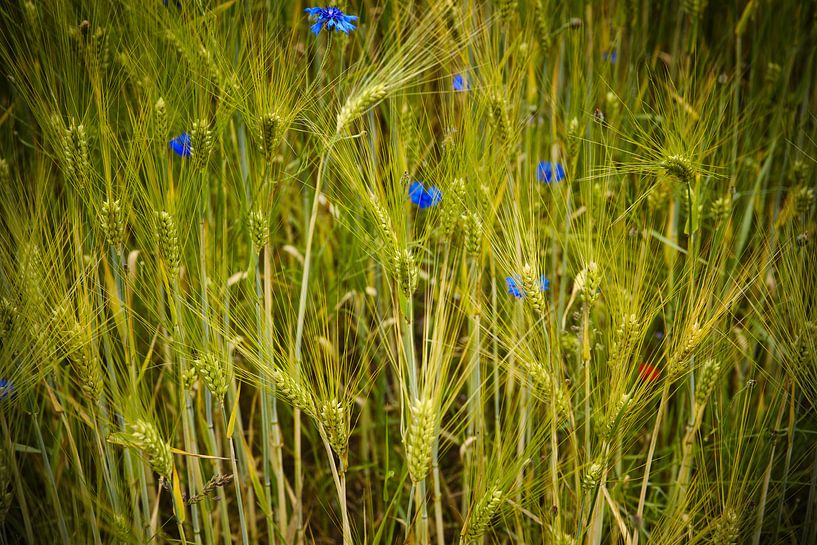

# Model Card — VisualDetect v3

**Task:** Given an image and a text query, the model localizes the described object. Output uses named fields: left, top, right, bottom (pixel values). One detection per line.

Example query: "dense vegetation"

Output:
left=0, top=1, right=815, bottom=544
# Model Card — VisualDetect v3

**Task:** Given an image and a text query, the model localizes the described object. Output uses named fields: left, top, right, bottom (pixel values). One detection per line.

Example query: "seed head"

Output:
left=336, top=83, right=388, bottom=133
left=682, top=0, right=708, bottom=20
left=711, top=508, right=741, bottom=545
left=661, top=154, right=694, bottom=185
left=192, top=352, right=230, bottom=400
left=668, top=322, right=704, bottom=379
left=439, top=178, right=466, bottom=237
left=461, top=485, right=504, bottom=543
left=190, top=119, right=214, bottom=171
left=270, top=367, right=315, bottom=417
left=400, top=104, right=419, bottom=172
left=99, top=199, right=126, bottom=249
left=370, top=194, right=397, bottom=251
left=608, top=313, right=640, bottom=368
left=260, top=112, right=282, bottom=164
left=57, top=311, right=103, bottom=402
left=582, top=461, right=603, bottom=490
left=319, top=398, right=348, bottom=461
left=794, top=185, right=815, bottom=216
left=764, top=62, right=782, bottom=89
left=521, top=359, right=569, bottom=420
left=62, top=119, right=92, bottom=189
left=405, top=396, right=435, bottom=482
left=497, top=0, right=517, bottom=24
left=547, top=527, right=576, bottom=545
left=393, top=248, right=418, bottom=297
left=154, top=97, right=168, bottom=142
left=520, top=263, right=547, bottom=315
left=110, top=420, right=173, bottom=479
left=695, top=358, right=721, bottom=405
left=187, top=473, right=234, bottom=505
left=790, top=323, right=815, bottom=376
left=248, top=210, right=269, bottom=251
left=463, top=212, right=483, bottom=257
left=23, top=2, right=40, bottom=43
left=155, top=211, right=181, bottom=278
left=488, top=92, right=512, bottom=151
left=0, top=159, right=9, bottom=185
left=710, top=194, right=732, bottom=223
left=603, top=393, right=632, bottom=438
left=791, top=160, right=809, bottom=185
left=534, top=0, right=552, bottom=51
left=575, top=262, right=601, bottom=305
left=87, top=26, right=110, bottom=73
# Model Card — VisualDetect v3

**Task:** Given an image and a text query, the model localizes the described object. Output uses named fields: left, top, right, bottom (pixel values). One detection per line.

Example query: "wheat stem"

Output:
left=634, top=382, right=671, bottom=543
left=0, top=414, right=34, bottom=543
left=293, top=141, right=334, bottom=544
left=31, top=403, right=70, bottom=545
left=221, top=404, right=250, bottom=545
left=321, top=431, right=352, bottom=544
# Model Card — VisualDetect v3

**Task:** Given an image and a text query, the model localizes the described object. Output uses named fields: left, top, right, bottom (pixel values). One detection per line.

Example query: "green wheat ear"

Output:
left=98, top=199, right=126, bottom=250
left=711, top=508, right=742, bottom=545
left=336, top=83, right=388, bottom=133
left=109, top=420, right=173, bottom=480
left=461, top=485, right=504, bottom=544
left=154, top=97, right=167, bottom=143
left=0, top=158, right=9, bottom=185
left=248, top=210, right=270, bottom=251
left=463, top=211, right=483, bottom=257
left=259, top=112, right=282, bottom=165
left=318, top=398, right=348, bottom=460
left=405, top=396, right=434, bottom=483
left=393, top=248, right=418, bottom=297
left=155, top=210, right=181, bottom=278
left=695, top=358, right=721, bottom=405
left=190, top=118, right=214, bottom=172
left=192, top=352, right=230, bottom=401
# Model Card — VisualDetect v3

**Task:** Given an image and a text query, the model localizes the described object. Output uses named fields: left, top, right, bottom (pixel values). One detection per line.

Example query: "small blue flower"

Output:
left=162, top=0, right=182, bottom=8
left=0, top=379, right=12, bottom=401
left=602, top=50, right=617, bottom=64
left=537, top=161, right=566, bottom=184
left=506, top=274, right=549, bottom=299
left=408, top=181, right=442, bottom=209
left=453, top=74, right=470, bottom=92
left=305, top=7, right=358, bottom=35
left=169, top=133, right=192, bottom=157
left=506, top=276, right=524, bottom=298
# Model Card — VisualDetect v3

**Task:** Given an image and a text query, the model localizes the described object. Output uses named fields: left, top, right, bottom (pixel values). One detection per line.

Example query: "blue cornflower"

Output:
left=537, top=161, right=566, bottom=184
left=169, top=133, right=192, bottom=157
left=305, top=7, right=358, bottom=35
left=408, top=181, right=442, bottom=209
left=0, top=379, right=12, bottom=401
left=453, top=74, right=470, bottom=92
left=602, top=50, right=617, bottom=64
left=506, top=274, right=549, bottom=299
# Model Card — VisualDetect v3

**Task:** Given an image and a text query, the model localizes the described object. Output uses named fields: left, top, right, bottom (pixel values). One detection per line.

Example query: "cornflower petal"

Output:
left=409, top=181, right=442, bottom=209
left=537, top=161, right=566, bottom=183
left=169, top=133, right=192, bottom=157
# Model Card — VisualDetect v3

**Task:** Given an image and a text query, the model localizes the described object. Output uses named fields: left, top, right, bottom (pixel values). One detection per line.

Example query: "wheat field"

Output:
left=0, top=1, right=815, bottom=544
